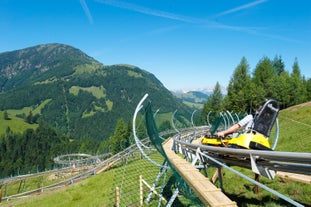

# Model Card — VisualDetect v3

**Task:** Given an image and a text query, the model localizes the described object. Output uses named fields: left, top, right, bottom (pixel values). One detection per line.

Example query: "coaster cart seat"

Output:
left=202, top=99, right=280, bottom=150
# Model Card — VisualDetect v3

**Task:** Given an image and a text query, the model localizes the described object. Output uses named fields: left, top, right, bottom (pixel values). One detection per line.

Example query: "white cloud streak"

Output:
left=95, top=0, right=200, bottom=23
left=80, top=0, right=94, bottom=24
left=94, top=0, right=297, bottom=43
left=213, top=0, right=267, bottom=18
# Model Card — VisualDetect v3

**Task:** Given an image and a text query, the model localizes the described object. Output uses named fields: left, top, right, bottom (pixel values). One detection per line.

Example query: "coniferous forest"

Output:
left=201, top=56, right=311, bottom=119
left=0, top=121, right=98, bottom=177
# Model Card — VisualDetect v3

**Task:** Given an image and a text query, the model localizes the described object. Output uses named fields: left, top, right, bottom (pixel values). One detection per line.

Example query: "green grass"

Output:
left=73, top=63, right=103, bottom=75
left=155, top=112, right=172, bottom=125
left=155, top=112, right=191, bottom=129
left=182, top=100, right=204, bottom=109
left=210, top=166, right=311, bottom=206
left=127, top=70, right=143, bottom=78
left=274, top=102, right=311, bottom=152
left=0, top=99, right=52, bottom=134
left=1, top=168, right=116, bottom=207
left=0, top=111, right=37, bottom=134
left=34, top=77, right=58, bottom=85
left=105, top=100, right=113, bottom=111
left=69, top=85, right=107, bottom=99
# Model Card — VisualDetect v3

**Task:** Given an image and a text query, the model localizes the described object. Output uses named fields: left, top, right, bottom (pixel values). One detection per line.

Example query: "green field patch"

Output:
left=0, top=99, right=51, bottom=134
left=69, top=86, right=106, bottom=99
left=33, top=99, right=52, bottom=114
left=0, top=111, right=38, bottom=134
left=183, top=100, right=204, bottom=109
left=74, top=63, right=104, bottom=75
left=82, top=107, right=105, bottom=118
left=7, top=99, right=52, bottom=117
left=115, top=64, right=136, bottom=69
left=106, top=100, right=113, bottom=111
left=127, top=70, right=142, bottom=78
left=155, top=112, right=172, bottom=126
left=82, top=110, right=96, bottom=118
left=34, top=77, right=58, bottom=85
left=82, top=100, right=113, bottom=118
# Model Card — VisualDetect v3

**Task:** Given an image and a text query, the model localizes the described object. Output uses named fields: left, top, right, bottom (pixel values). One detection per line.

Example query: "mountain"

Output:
left=0, top=43, right=192, bottom=141
left=172, top=87, right=214, bottom=95
left=171, top=90, right=209, bottom=109
left=172, top=91, right=209, bottom=104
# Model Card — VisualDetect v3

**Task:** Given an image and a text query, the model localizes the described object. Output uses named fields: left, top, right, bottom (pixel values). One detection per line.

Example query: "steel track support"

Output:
left=145, top=160, right=168, bottom=204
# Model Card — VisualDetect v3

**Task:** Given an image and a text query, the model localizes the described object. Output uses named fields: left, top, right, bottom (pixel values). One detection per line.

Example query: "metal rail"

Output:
left=171, top=130, right=310, bottom=207
left=174, top=134, right=311, bottom=175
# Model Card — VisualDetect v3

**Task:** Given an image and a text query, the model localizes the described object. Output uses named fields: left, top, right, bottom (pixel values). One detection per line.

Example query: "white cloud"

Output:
left=80, top=0, right=94, bottom=24
left=213, top=0, right=267, bottom=18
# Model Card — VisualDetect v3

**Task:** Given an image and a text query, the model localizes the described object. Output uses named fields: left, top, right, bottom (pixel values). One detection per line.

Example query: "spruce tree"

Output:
left=224, top=57, right=253, bottom=112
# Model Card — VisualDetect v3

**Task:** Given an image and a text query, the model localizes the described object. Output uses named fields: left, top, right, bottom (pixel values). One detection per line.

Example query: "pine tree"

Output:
left=3, top=111, right=10, bottom=120
left=252, top=56, right=276, bottom=101
left=201, top=82, right=224, bottom=125
left=305, top=78, right=311, bottom=101
left=289, top=59, right=307, bottom=105
left=224, top=57, right=254, bottom=112
left=25, top=110, right=33, bottom=124
left=274, top=71, right=291, bottom=109
left=110, top=118, right=128, bottom=154
left=272, top=55, right=285, bottom=75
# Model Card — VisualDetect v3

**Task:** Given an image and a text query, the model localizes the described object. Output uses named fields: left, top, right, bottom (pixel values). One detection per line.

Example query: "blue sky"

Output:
left=1, top=0, right=310, bottom=91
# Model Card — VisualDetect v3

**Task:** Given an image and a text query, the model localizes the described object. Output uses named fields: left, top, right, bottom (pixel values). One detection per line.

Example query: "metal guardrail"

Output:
left=171, top=129, right=310, bottom=207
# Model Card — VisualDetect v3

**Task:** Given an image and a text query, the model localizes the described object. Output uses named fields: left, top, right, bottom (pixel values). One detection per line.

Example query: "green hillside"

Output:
left=1, top=102, right=310, bottom=207
left=172, top=91, right=209, bottom=109
left=275, top=102, right=311, bottom=152
left=0, top=44, right=192, bottom=141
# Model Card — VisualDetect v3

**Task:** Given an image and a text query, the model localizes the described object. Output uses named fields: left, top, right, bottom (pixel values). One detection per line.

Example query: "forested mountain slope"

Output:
left=0, top=43, right=192, bottom=141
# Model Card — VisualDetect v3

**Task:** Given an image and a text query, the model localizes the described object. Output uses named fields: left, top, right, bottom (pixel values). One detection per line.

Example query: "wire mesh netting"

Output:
left=107, top=145, right=203, bottom=206
left=107, top=101, right=203, bottom=207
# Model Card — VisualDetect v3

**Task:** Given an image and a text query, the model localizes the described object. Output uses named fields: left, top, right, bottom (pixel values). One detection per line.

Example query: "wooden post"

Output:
left=41, top=176, right=44, bottom=192
left=4, top=185, right=7, bottom=197
left=218, top=167, right=224, bottom=191
left=18, top=179, right=23, bottom=193
left=254, top=173, right=260, bottom=194
left=37, top=181, right=41, bottom=193
left=139, top=175, right=143, bottom=206
left=0, top=188, right=2, bottom=203
left=115, top=187, right=120, bottom=207
left=212, top=167, right=224, bottom=184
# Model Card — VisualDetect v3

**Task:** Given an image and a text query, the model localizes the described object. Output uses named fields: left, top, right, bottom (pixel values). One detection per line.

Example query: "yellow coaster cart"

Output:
left=202, top=99, right=280, bottom=150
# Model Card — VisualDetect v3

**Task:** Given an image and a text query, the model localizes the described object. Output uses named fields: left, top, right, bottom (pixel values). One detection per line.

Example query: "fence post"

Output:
left=0, top=188, right=2, bottom=203
left=139, top=175, right=143, bottom=206
left=254, top=174, right=260, bottom=194
left=115, top=186, right=120, bottom=207
left=37, top=181, right=41, bottom=193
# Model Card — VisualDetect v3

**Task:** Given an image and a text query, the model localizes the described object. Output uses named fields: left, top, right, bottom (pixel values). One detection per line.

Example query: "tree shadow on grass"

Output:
left=161, top=175, right=203, bottom=207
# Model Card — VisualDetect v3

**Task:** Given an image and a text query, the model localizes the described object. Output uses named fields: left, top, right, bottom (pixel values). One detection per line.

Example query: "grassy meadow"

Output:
left=0, top=99, right=52, bottom=134
left=0, top=111, right=37, bottom=134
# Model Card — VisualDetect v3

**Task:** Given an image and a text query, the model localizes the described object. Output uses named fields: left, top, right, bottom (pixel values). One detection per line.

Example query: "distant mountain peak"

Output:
left=172, top=86, right=214, bottom=94
left=172, top=85, right=227, bottom=95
